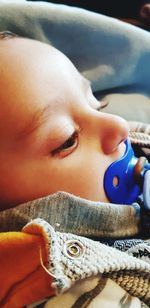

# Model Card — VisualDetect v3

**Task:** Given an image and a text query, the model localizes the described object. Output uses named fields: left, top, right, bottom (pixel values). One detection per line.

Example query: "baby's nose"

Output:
left=99, top=113, right=129, bottom=155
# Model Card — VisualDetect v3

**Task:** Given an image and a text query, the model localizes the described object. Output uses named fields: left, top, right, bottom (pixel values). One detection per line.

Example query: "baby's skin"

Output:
left=0, top=36, right=129, bottom=209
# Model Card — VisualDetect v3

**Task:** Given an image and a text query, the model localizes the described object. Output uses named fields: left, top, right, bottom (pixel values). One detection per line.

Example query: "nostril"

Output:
left=102, top=139, right=122, bottom=155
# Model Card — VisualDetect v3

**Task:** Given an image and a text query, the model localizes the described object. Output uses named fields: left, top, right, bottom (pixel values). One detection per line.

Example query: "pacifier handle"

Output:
left=104, top=139, right=150, bottom=206
left=134, top=156, right=148, bottom=183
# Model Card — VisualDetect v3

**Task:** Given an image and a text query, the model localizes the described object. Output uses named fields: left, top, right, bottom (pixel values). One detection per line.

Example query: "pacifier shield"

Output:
left=104, top=139, right=140, bottom=204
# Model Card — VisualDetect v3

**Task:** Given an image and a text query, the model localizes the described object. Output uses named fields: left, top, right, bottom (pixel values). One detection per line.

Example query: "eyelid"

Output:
left=51, top=131, right=79, bottom=157
left=97, top=101, right=109, bottom=110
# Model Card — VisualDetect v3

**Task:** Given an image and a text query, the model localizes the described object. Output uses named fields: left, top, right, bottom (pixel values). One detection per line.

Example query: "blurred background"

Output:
left=29, top=0, right=150, bottom=122
left=32, top=0, right=150, bottom=30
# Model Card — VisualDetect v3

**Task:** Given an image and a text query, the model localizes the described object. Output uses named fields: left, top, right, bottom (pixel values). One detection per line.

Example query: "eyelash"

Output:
left=97, top=100, right=109, bottom=111
left=51, top=131, right=79, bottom=157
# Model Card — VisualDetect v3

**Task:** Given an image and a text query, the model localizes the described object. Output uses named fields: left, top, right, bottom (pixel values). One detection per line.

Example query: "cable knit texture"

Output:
left=23, top=218, right=150, bottom=306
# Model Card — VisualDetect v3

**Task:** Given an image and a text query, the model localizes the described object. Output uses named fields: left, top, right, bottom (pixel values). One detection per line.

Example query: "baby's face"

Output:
left=0, top=37, right=129, bottom=209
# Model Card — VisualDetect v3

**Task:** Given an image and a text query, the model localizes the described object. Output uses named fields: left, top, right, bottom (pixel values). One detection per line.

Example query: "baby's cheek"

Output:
left=58, top=158, right=108, bottom=202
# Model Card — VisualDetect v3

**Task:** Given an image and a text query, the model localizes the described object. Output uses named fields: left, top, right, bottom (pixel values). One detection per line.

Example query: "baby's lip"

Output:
left=117, top=139, right=129, bottom=162
left=113, top=139, right=127, bottom=160
left=123, top=138, right=130, bottom=156
left=122, top=139, right=128, bottom=156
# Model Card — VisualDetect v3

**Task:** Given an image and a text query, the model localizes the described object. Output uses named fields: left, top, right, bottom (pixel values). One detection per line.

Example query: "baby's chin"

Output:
left=100, top=194, right=110, bottom=203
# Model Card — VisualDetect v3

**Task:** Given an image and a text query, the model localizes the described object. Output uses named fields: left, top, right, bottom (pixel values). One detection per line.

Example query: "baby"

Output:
left=1, top=31, right=150, bottom=308
left=0, top=31, right=129, bottom=210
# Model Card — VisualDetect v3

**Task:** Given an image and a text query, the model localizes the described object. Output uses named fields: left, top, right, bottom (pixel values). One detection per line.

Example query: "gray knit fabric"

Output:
left=23, top=218, right=150, bottom=306
left=0, top=190, right=141, bottom=238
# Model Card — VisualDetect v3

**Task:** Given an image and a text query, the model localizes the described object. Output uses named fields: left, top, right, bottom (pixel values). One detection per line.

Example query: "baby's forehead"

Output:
left=0, top=34, right=58, bottom=63
left=0, top=37, right=54, bottom=134
left=0, top=34, right=81, bottom=83
left=0, top=36, right=86, bottom=139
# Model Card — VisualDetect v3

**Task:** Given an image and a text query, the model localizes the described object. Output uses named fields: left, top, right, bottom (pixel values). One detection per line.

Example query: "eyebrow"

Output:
left=17, top=104, right=52, bottom=139
left=17, top=77, right=91, bottom=139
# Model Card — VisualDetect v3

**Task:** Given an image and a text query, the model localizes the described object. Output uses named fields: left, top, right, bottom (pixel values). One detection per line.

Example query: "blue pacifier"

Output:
left=104, top=139, right=150, bottom=208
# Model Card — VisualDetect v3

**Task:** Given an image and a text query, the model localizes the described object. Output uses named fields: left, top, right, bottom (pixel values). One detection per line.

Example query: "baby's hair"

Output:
left=0, top=31, right=18, bottom=40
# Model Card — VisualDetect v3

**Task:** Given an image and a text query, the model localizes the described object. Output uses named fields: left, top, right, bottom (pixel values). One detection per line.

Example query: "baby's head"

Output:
left=0, top=32, right=129, bottom=209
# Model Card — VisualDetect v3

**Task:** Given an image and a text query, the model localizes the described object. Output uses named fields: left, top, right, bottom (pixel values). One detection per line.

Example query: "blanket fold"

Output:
left=23, top=218, right=150, bottom=306
left=0, top=191, right=141, bottom=238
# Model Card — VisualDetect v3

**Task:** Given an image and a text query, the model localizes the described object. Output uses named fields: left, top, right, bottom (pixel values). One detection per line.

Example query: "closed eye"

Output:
left=96, top=100, right=109, bottom=111
left=51, top=131, right=79, bottom=157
